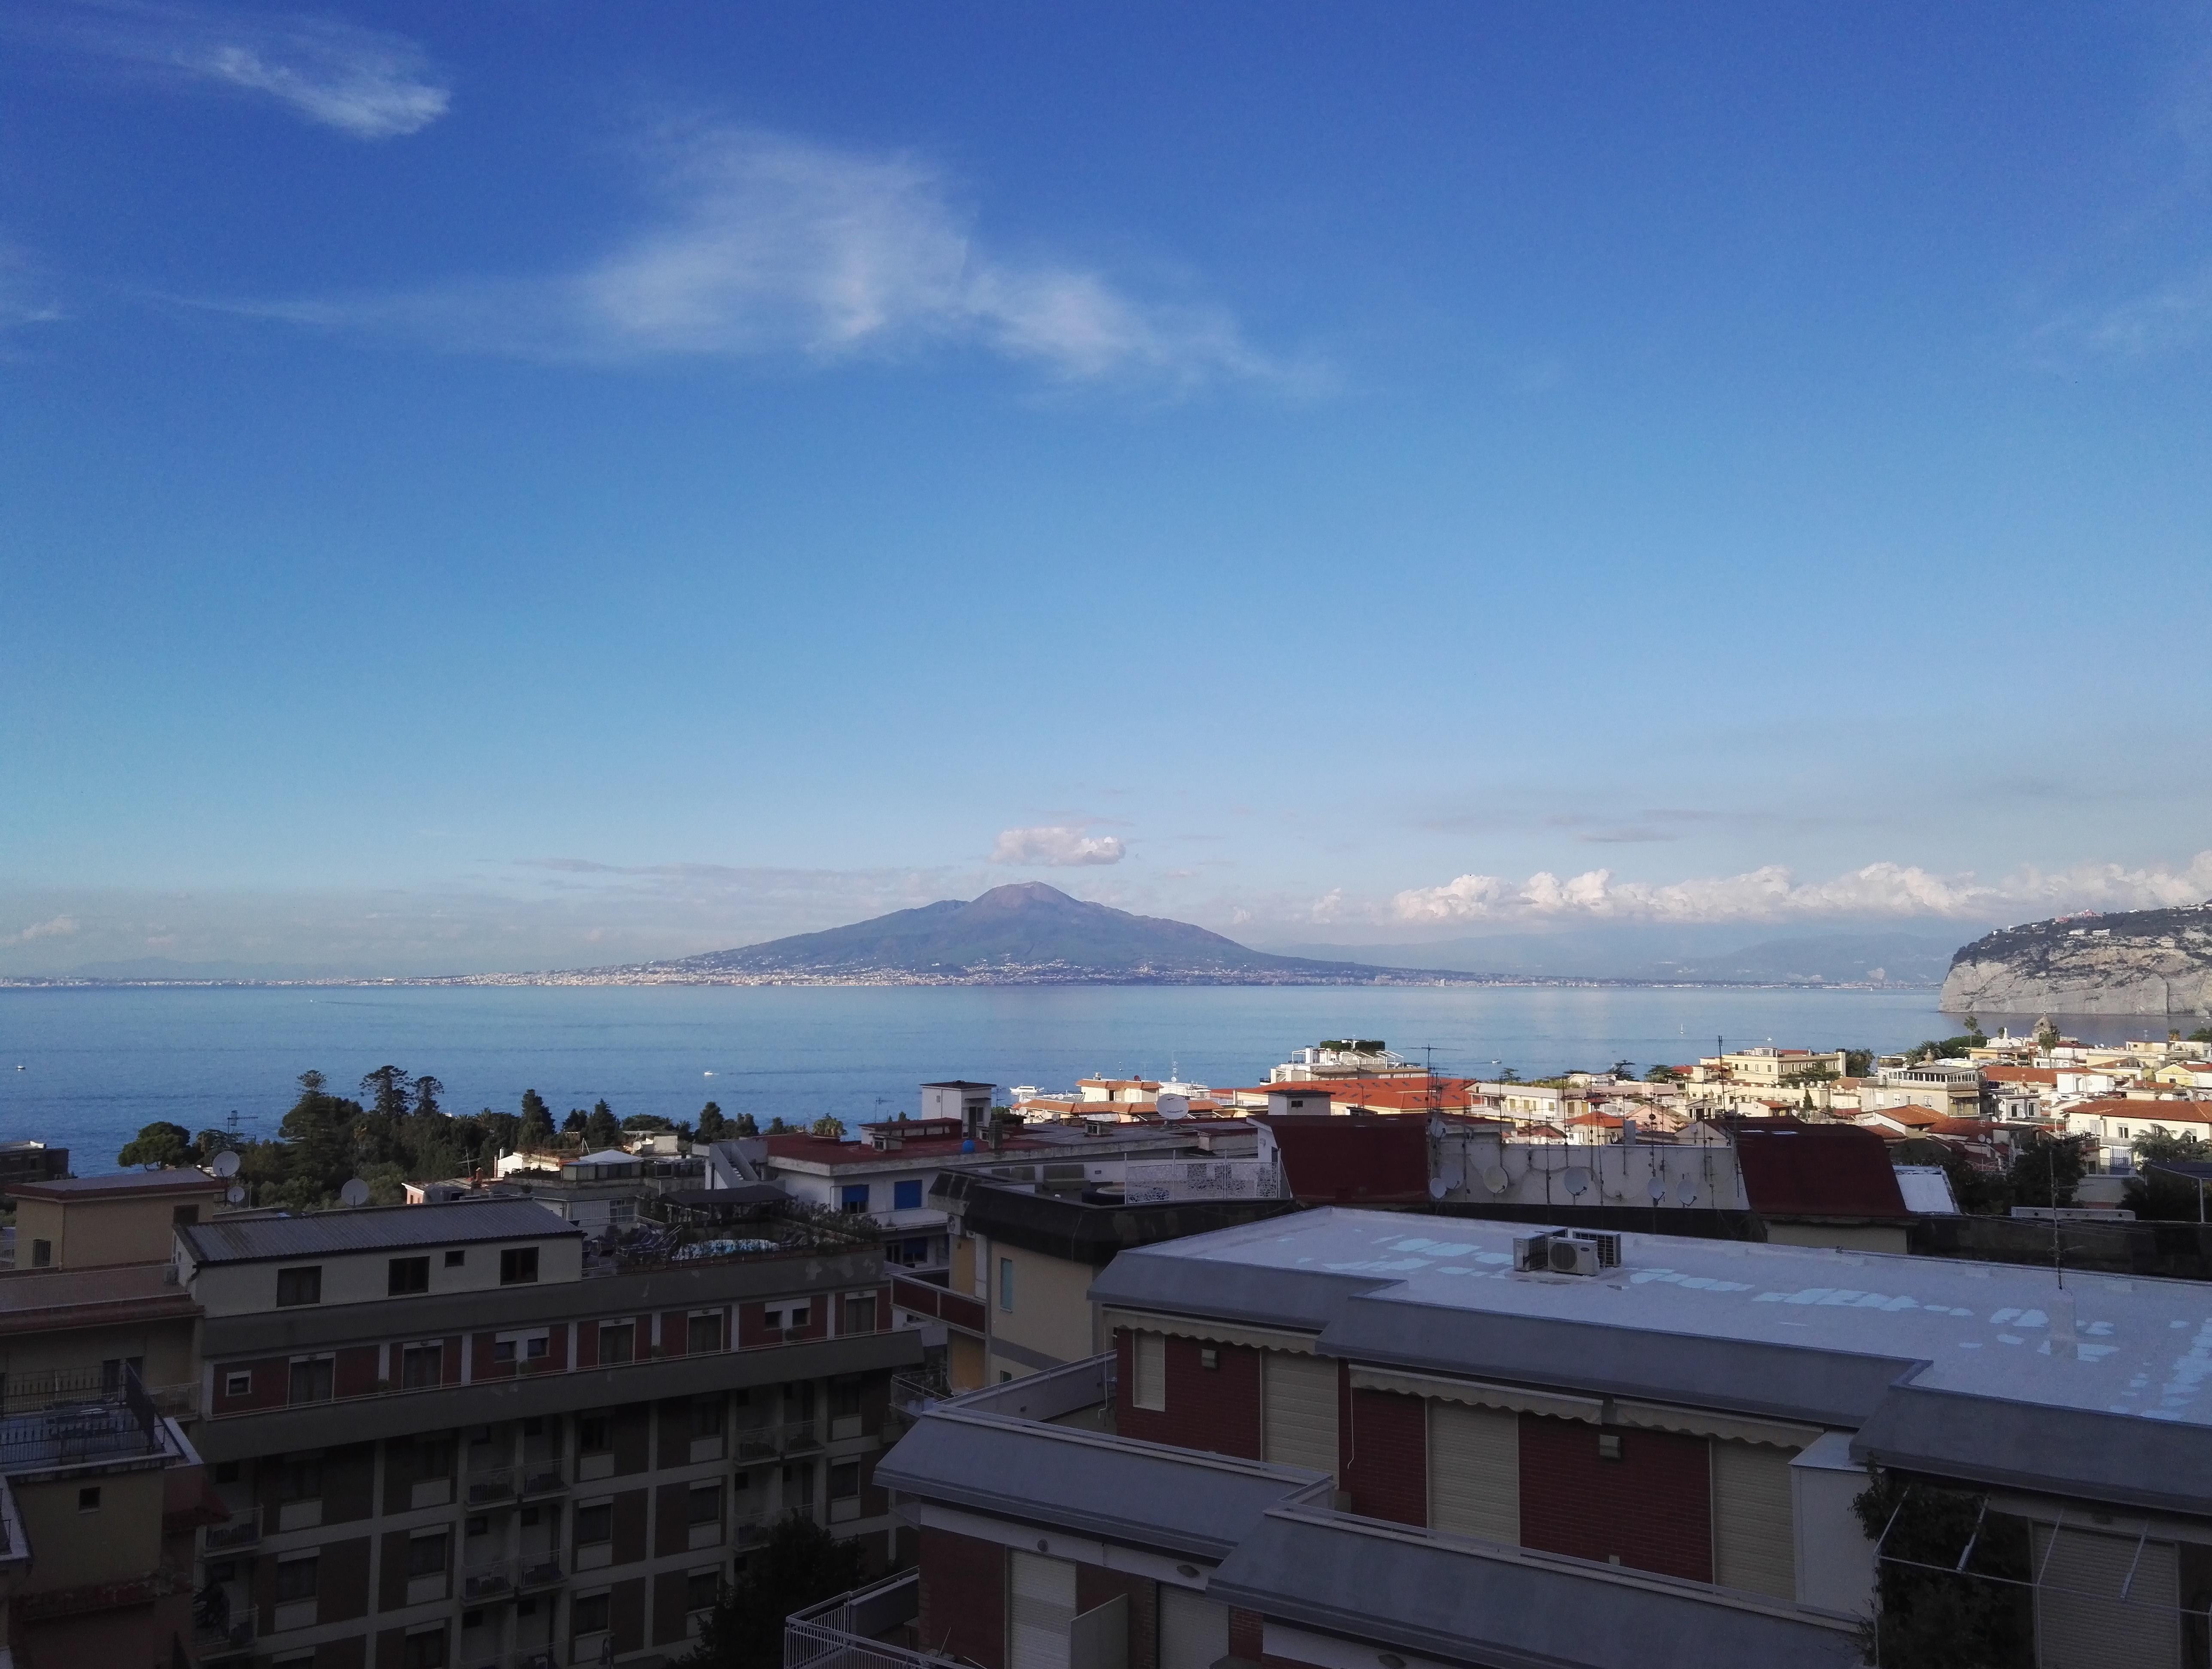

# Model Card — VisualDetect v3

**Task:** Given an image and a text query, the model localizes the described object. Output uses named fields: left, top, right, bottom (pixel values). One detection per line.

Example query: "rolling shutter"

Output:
left=1263, top=1351, right=1338, bottom=1477
left=1711, top=1440, right=1796, bottom=1600
left=1158, top=1587, right=1229, bottom=1669
left=1133, top=1332, right=1166, bottom=1411
left=2033, top=1525, right=2179, bottom=1669
left=1009, top=1551, right=1077, bottom=1669
left=1428, top=1400, right=1518, bottom=1544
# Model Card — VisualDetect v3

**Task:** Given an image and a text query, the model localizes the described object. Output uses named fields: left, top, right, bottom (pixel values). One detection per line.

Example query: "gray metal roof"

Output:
left=180, top=1198, right=577, bottom=1264
left=874, top=1409, right=1326, bottom=1560
left=1206, top=1508, right=1863, bottom=1669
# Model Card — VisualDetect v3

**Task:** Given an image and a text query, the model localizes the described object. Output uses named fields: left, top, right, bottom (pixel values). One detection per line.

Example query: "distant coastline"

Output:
left=0, top=969, right=1940, bottom=992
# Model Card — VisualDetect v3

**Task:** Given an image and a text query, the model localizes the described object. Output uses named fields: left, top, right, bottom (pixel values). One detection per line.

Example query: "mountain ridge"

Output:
left=1940, top=901, right=2212, bottom=1016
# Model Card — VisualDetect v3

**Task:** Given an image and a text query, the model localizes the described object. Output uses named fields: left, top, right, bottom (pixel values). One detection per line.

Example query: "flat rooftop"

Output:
left=180, top=1197, right=577, bottom=1264
left=1107, top=1208, right=2212, bottom=1428
left=12, top=1169, right=225, bottom=1199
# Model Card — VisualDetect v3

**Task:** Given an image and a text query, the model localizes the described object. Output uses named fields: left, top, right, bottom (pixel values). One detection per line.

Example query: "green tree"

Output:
left=360, top=1066, right=413, bottom=1120
left=1843, top=1048, right=1875, bottom=1078
left=732, top=1112, right=760, bottom=1137
left=280, top=1071, right=365, bottom=1202
left=696, top=1102, right=729, bottom=1141
left=411, top=1074, right=444, bottom=1119
left=683, top=1511, right=863, bottom=1669
left=765, top=1116, right=790, bottom=1135
left=585, top=1100, right=622, bottom=1149
left=117, top=1120, right=192, bottom=1168
left=807, top=1115, right=844, bottom=1138
left=1643, top=1064, right=1683, bottom=1084
left=1851, top=1472, right=2031, bottom=1667
left=518, top=1090, right=554, bottom=1149
left=621, top=1114, right=674, bottom=1132
left=2005, top=1132, right=2084, bottom=1210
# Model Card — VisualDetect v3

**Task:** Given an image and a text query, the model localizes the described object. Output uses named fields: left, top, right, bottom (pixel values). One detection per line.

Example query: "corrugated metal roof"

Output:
left=180, top=1198, right=577, bottom=1264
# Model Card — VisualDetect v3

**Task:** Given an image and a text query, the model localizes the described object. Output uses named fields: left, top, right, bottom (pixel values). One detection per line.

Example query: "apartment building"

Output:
left=181, top=1195, right=919, bottom=1669
left=828, top=1208, right=2212, bottom=1669
left=1696, top=1048, right=1849, bottom=1088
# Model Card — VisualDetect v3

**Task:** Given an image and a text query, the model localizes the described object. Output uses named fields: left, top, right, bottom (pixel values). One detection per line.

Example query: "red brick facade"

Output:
left=1113, top=1330, right=1264, bottom=1460
left=1516, top=1415, right=1713, bottom=1583
left=918, top=1527, right=1006, bottom=1669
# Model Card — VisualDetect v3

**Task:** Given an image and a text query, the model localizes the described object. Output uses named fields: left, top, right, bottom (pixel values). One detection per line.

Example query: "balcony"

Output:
left=203, top=1507, right=261, bottom=1551
left=733, top=1421, right=823, bottom=1463
left=519, top=1457, right=565, bottom=1497
left=785, top=1571, right=951, bottom=1669
left=191, top=1611, right=257, bottom=1660
left=461, top=1563, right=516, bottom=1604
left=465, top=1467, right=516, bottom=1506
left=519, top=1553, right=563, bottom=1590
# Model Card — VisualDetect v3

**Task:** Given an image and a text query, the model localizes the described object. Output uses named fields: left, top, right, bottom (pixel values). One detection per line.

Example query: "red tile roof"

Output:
left=1734, top=1125, right=1910, bottom=1220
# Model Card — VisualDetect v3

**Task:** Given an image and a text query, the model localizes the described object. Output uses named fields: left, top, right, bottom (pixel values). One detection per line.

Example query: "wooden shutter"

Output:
left=1711, top=1441, right=1796, bottom=1600
left=1133, top=1333, right=1166, bottom=1411
left=2033, top=1525, right=2179, bottom=1669
left=1009, top=1551, right=1076, bottom=1669
left=1263, top=1352, right=1338, bottom=1477
left=1158, top=1587, right=1229, bottom=1669
left=1428, top=1401, right=1518, bottom=1544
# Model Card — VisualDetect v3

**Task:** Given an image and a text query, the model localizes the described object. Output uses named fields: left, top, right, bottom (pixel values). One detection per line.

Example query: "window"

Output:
left=687, top=1313, right=723, bottom=1353
left=173, top=1204, right=200, bottom=1226
left=999, top=1257, right=1014, bottom=1312
left=574, top=1502, right=613, bottom=1545
left=842, top=1294, right=878, bottom=1334
left=389, top=1256, right=430, bottom=1296
left=499, top=1247, right=538, bottom=1285
left=830, top=1378, right=863, bottom=1422
left=444, top=1249, right=465, bottom=1267
left=493, top=1332, right=547, bottom=1366
left=30, top=1239, right=50, bottom=1268
left=224, top=1370, right=252, bottom=1398
left=215, top=1461, right=240, bottom=1484
left=407, top=1533, right=449, bottom=1576
left=686, top=1570, right=721, bottom=1613
left=417, top=1439, right=454, bottom=1481
left=276, top=1266, right=322, bottom=1307
left=578, top=1416, right=612, bottom=1455
left=893, top=1179, right=923, bottom=1211
left=401, top=1630, right=447, bottom=1669
left=572, top=1592, right=611, bottom=1635
left=280, top=1458, right=322, bottom=1501
left=839, top=1183, right=870, bottom=1213
left=288, top=1356, right=334, bottom=1404
left=691, top=1398, right=721, bottom=1440
left=829, top=1462, right=860, bottom=1502
left=78, top=1486, right=100, bottom=1512
left=598, top=1323, right=634, bottom=1364
left=275, top=1555, right=319, bottom=1602
left=687, top=1483, right=721, bottom=1525
left=401, top=1343, right=443, bottom=1389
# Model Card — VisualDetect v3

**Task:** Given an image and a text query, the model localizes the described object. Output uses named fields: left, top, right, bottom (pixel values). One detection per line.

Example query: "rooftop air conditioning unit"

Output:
left=1512, top=1229, right=1622, bottom=1277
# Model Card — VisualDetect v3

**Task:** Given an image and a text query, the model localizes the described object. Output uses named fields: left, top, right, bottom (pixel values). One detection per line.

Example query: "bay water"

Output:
left=0, top=982, right=2101, bottom=1177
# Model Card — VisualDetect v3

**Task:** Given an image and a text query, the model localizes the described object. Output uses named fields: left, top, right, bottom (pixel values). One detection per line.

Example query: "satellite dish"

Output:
left=1156, top=1093, right=1190, bottom=1120
left=1482, top=1165, right=1509, bottom=1195
left=339, top=1179, right=372, bottom=1207
left=1563, top=1168, right=1591, bottom=1198
left=1677, top=1180, right=1700, bottom=1206
left=1428, top=1176, right=1448, bottom=1201
left=225, top=1184, right=246, bottom=1205
left=211, top=1150, right=241, bottom=1178
left=1648, top=1176, right=1668, bottom=1203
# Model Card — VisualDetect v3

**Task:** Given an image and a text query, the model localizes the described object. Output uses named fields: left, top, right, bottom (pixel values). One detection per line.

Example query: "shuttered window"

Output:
left=1428, top=1400, right=1518, bottom=1544
left=1009, top=1551, right=1077, bottom=1669
left=2033, top=1525, right=2180, bottom=1669
left=1263, top=1352, right=1338, bottom=1478
left=1711, top=1441, right=1797, bottom=1600
left=1158, top=1587, right=1229, bottom=1669
left=1132, top=1333, right=1166, bottom=1411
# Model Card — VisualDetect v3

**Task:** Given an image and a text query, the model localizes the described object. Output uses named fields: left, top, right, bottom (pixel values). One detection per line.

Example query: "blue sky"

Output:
left=3, top=2, right=2211, bottom=974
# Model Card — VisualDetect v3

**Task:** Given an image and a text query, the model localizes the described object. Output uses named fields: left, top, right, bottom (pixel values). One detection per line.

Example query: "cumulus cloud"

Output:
left=1392, top=852, right=2212, bottom=926
left=4, top=915, right=79, bottom=944
left=25, top=0, right=448, bottom=139
left=991, top=827, right=1127, bottom=868
left=230, top=126, right=1305, bottom=388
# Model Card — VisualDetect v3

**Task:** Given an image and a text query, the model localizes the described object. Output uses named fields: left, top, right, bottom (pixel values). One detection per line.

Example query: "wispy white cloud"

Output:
left=0, top=240, right=66, bottom=333
left=1392, top=851, right=2212, bottom=926
left=229, top=126, right=1308, bottom=389
left=991, top=826, right=1127, bottom=867
left=2061, top=263, right=2212, bottom=358
left=22, top=0, right=448, bottom=139
left=3, top=915, right=79, bottom=945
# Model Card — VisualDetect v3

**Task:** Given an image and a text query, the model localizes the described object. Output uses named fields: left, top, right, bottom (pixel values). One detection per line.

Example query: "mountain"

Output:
left=1261, top=929, right=1957, bottom=985
left=1940, top=903, right=2212, bottom=1016
left=668, top=883, right=1444, bottom=985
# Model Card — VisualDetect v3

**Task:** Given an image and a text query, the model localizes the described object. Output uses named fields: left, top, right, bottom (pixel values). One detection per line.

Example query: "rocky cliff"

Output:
left=1940, top=902, right=2212, bottom=1016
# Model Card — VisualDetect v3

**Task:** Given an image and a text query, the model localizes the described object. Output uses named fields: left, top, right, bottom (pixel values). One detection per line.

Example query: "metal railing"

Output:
left=519, top=1456, right=565, bottom=1496
left=465, top=1467, right=516, bottom=1505
left=461, top=1562, right=517, bottom=1603
left=0, top=1366, right=165, bottom=1470
left=786, top=1571, right=950, bottom=1669
left=190, top=1611, right=256, bottom=1657
left=203, top=1507, right=261, bottom=1550
left=518, top=1553, right=563, bottom=1589
left=733, top=1420, right=823, bottom=1462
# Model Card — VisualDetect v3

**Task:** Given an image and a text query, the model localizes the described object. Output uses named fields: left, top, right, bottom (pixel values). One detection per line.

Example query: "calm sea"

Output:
left=0, top=983, right=2133, bottom=1177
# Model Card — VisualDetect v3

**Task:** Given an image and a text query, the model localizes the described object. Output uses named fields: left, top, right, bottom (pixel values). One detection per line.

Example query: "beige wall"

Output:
left=987, top=1242, right=1100, bottom=1377
left=14, top=1194, right=214, bottom=1269
left=0, top=1318, right=196, bottom=1388
left=1764, top=1223, right=1910, bottom=1255
left=12, top=1466, right=168, bottom=1590
left=188, top=1229, right=583, bottom=1316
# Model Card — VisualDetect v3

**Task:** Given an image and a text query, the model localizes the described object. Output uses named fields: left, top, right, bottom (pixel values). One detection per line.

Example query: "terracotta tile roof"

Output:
left=1734, top=1125, right=1909, bottom=1219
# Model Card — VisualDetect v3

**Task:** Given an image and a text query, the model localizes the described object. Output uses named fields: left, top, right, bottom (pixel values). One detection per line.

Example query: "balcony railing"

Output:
left=519, top=1457, right=565, bottom=1496
left=191, top=1612, right=257, bottom=1658
left=461, top=1562, right=516, bottom=1604
left=733, top=1421, right=823, bottom=1462
left=786, top=1571, right=954, bottom=1669
left=519, top=1553, right=563, bottom=1590
left=203, top=1508, right=261, bottom=1551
